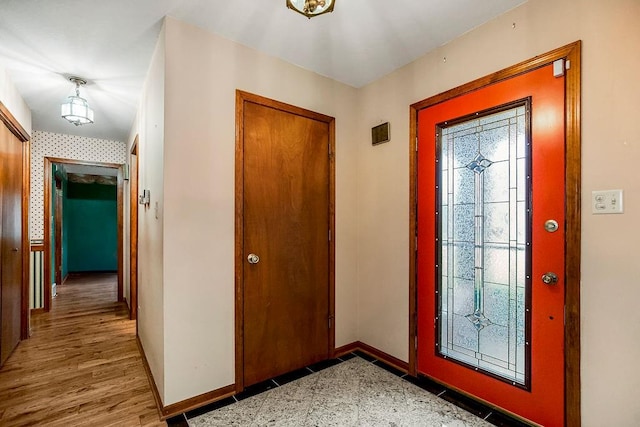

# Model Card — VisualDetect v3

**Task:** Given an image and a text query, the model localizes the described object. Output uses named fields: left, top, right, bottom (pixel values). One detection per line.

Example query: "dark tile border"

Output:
left=183, top=396, right=236, bottom=420
left=183, top=357, right=352, bottom=420
left=180, top=352, right=532, bottom=426
left=403, top=374, right=447, bottom=395
left=336, top=352, right=357, bottom=361
left=407, top=375, right=533, bottom=426
left=352, top=349, right=376, bottom=362
left=166, top=413, right=189, bottom=427
left=440, top=389, right=491, bottom=418
left=234, top=379, right=277, bottom=401
left=307, top=358, right=342, bottom=373
left=485, top=411, right=532, bottom=427
left=373, top=359, right=406, bottom=378
left=353, top=354, right=534, bottom=426
left=272, top=367, right=313, bottom=386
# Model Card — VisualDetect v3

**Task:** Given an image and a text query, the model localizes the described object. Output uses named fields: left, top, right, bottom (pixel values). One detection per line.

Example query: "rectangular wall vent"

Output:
left=372, top=122, right=390, bottom=145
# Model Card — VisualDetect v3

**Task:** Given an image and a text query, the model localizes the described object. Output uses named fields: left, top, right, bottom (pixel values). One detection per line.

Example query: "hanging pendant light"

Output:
left=61, top=77, right=94, bottom=126
left=287, top=0, right=335, bottom=18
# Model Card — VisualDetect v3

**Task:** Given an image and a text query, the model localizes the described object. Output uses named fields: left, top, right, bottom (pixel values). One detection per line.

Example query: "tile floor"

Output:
left=168, top=352, right=529, bottom=426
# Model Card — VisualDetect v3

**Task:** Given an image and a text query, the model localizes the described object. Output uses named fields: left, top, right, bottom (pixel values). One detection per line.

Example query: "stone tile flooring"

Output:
left=186, top=356, right=493, bottom=426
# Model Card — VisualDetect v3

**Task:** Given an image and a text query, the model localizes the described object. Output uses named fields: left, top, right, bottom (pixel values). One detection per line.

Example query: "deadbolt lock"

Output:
left=247, top=253, right=260, bottom=264
left=541, top=272, right=558, bottom=285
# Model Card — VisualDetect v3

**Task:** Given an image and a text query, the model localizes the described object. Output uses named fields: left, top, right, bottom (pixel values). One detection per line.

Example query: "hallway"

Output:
left=0, top=273, right=164, bottom=426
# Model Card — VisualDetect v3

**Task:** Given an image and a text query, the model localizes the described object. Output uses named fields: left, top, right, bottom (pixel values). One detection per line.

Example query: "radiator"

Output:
left=29, top=244, right=44, bottom=309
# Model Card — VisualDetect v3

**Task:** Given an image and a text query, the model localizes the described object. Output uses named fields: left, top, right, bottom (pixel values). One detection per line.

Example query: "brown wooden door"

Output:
left=238, top=93, right=334, bottom=387
left=0, top=122, right=23, bottom=366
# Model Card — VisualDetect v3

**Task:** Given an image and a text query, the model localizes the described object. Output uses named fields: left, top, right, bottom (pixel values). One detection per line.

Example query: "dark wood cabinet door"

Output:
left=0, top=122, right=23, bottom=366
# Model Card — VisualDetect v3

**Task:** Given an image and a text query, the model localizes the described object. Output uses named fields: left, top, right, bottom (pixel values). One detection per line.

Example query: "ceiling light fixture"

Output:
left=61, top=77, right=94, bottom=126
left=287, top=0, right=335, bottom=18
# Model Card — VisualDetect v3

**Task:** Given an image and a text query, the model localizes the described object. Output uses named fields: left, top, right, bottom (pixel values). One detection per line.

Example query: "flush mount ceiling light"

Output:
left=287, top=0, right=335, bottom=18
left=61, top=76, right=94, bottom=126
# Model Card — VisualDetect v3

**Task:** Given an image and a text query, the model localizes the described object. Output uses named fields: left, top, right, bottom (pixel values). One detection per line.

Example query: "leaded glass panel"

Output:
left=437, top=102, right=530, bottom=386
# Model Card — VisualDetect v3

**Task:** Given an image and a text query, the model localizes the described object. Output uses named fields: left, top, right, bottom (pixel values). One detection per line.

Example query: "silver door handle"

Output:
left=541, top=272, right=558, bottom=285
left=544, top=219, right=559, bottom=233
left=247, top=253, right=260, bottom=264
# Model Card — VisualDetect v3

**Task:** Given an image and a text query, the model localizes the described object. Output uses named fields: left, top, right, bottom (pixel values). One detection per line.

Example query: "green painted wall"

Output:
left=66, top=182, right=117, bottom=272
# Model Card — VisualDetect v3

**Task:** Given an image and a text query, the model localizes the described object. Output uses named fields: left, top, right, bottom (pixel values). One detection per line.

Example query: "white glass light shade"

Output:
left=287, top=0, right=335, bottom=18
left=61, top=95, right=94, bottom=126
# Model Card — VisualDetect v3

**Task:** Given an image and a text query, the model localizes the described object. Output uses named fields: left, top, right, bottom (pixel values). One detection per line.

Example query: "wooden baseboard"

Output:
left=334, top=342, right=359, bottom=358
left=137, top=340, right=408, bottom=420
left=162, top=384, right=236, bottom=419
left=136, top=335, right=236, bottom=420
left=355, top=341, right=409, bottom=372
left=335, top=341, right=409, bottom=373
left=136, top=336, right=165, bottom=420
left=135, top=339, right=535, bottom=425
left=30, top=308, right=46, bottom=316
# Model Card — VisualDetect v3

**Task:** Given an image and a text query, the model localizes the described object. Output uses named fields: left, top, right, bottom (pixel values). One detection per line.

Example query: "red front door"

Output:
left=417, top=64, right=566, bottom=426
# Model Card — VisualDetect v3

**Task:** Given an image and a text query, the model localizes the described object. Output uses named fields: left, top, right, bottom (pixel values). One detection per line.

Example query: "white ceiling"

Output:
left=0, top=0, right=525, bottom=142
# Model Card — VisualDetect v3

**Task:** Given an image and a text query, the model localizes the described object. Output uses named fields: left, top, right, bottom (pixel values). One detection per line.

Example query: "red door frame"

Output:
left=408, top=41, right=581, bottom=426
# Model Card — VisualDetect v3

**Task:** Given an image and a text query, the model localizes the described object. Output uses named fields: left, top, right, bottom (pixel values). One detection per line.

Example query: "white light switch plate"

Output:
left=592, top=189, right=624, bottom=214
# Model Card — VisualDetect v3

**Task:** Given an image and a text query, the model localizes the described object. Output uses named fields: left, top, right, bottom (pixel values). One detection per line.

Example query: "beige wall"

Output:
left=147, top=17, right=359, bottom=405
left=356, top=0, right=640, bottom=425
left=132, top=24, right=167, bottom=400
left=0, top=66, right=31, bottom=135
left=134, top=0, right=640, bottom=422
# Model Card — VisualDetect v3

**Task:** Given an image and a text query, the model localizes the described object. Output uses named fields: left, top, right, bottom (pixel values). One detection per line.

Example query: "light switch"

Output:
left=592, top=189, right=623, bottom=214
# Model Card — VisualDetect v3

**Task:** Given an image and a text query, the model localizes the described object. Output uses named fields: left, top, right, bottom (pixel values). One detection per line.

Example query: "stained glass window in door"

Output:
left=437, top=101, right=530, bottom=386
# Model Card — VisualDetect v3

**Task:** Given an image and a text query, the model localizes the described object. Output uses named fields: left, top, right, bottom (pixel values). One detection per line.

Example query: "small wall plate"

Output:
left=592, top=189, right=623, bottom=214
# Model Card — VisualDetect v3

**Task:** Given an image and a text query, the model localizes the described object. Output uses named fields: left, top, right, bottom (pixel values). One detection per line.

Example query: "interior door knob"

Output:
left=247, top=253, right=260, bottom=264
left=541, top=272, right=558, bottom=285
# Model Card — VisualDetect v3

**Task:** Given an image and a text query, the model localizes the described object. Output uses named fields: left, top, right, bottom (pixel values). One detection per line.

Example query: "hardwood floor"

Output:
left=0, top=273, right=165, bottom=426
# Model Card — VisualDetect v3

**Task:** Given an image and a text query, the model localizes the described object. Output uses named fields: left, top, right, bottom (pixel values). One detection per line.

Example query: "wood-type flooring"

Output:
left=0, top=273, right=164, bottom=426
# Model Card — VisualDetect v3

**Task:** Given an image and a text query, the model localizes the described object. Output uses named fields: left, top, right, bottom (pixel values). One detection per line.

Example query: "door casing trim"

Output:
left=54, top=177, right=63, bottom=288
left=234, top=90, right=336, bottom=393
left=408, top=41, right=581, bottom=427
left=130, top=136, right=139, bottom=322
left=43, top=157, right=125, bottom=311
